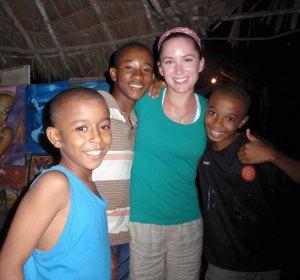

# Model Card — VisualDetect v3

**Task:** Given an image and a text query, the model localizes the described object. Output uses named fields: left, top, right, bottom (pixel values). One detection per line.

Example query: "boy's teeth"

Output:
left=87, top=150, right=101, bottom=156
left=130, top=84, right=143, bottom=88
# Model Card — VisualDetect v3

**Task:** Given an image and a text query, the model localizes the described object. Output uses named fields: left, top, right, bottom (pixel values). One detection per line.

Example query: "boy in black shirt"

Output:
left=198, top=84, right=300, bottom=280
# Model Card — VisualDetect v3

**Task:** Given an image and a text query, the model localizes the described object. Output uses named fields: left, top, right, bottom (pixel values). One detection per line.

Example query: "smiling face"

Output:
left=47, top=96, right=112, bottom=176
left=110, top=46, right=154, bottom=108
left=205, top=91, right=249, bottom=151
left=158, top=36, right=204, bottom=95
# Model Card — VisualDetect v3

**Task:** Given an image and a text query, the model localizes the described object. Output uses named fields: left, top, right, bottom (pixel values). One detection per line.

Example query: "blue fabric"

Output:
left=23, top=165, right=111, bottom=280
left=112, top=243, right=130, bottom=280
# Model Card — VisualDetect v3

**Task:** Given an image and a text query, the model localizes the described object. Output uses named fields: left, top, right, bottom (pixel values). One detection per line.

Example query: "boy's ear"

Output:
left=46, top=127, right=62, bottom=148
left=109, top=67, right=117, bottom=82
left=238, top=115, right=250, bottom=129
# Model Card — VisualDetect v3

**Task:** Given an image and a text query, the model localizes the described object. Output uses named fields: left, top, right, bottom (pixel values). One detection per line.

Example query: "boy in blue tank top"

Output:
left=0, top=88, right=112, bottom=280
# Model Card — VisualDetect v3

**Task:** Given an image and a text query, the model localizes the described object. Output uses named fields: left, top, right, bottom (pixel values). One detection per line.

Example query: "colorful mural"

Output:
left=28, top=154, right=54, bottom=182
left=0, top=79, right=110, bottom=233
left=25, top=80, right=110, bottom=154
left=25, top=80, right=69, bottom=155
left=0, top=165, right=27, bottom=230
left=0, top=86, right=25, bottom=166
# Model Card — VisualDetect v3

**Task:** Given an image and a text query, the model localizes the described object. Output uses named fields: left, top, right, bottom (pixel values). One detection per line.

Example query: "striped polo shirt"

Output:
left=93, top=90, right=136, bottom=246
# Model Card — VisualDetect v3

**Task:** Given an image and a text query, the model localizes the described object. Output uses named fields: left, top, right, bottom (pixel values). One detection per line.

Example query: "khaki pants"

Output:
left=129, top=218, right=203, bottom=280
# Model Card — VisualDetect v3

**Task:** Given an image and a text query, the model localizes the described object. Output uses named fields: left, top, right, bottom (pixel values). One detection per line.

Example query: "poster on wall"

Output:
left=25, top=80, right=69, bottom=155
left=25, top=79, right=110, bottom=155
left=28, top=154, right=54, bottom=183
left=69, top=79, right=110, bottom=92
left=0, top=86, right=25, bottom=166
left=0, top=166, right=27, bottom=230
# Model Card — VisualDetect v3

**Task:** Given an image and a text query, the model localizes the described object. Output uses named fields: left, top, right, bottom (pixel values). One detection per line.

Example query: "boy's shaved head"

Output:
left=50, top=87, right=106, bottom=126
left=211, top=84, right=251, bottom=116
left=113, top=42, right=153, bottom=68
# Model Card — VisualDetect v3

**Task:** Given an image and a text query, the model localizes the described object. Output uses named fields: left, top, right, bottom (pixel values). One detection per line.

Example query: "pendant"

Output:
left=180, top=118, right=184, bottom=124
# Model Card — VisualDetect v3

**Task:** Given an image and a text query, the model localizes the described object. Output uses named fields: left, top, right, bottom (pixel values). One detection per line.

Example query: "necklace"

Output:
left=165, top=93, right=197, bottom=124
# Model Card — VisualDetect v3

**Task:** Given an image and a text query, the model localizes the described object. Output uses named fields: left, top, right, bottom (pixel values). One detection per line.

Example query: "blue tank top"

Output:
left=23, top=165, right=111, bottom=280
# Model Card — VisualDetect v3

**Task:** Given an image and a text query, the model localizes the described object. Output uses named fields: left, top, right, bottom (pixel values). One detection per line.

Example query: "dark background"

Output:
left=202, top=6, right=300, bottom=160
left=199, top=15, right=300, bottom=279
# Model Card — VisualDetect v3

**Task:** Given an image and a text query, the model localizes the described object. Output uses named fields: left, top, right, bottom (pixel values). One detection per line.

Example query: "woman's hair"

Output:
left=157, top=27, right=202, bottom=58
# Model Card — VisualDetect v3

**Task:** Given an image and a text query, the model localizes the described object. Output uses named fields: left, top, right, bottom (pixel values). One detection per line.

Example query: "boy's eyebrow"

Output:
left=122, top=59, right=153, bottom=65
left=207, top=105, right=240, bottom=116
left=70, top=117, right=111, bottom=126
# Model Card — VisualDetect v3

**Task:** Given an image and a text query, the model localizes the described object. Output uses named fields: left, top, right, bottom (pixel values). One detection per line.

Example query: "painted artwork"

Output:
left=0, top=166, right=27, bottom=230
left=0, top=86, right=25, bottom=166
left=25, top=80, right=69, bottom=154
left=28, top=154, right=54, bottom=182
left=25, top=80, right=110, bottom=155
left=69, top=80, right=110, bottom=92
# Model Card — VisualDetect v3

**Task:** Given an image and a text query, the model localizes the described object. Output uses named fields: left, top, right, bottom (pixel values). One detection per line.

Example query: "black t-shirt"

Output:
left=197, top=133, right=291, bottom=272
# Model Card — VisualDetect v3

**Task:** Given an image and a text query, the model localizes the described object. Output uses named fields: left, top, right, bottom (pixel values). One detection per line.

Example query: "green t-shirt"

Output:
left=130, top=89, right=207, bottom=225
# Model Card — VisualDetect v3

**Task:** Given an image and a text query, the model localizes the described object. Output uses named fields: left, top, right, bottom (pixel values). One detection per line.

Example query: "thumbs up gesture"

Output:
left=237, top=128, right=275, bottom=164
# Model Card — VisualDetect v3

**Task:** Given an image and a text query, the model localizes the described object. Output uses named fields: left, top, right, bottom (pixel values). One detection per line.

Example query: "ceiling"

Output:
left=0, top=0, right=299, bottom=82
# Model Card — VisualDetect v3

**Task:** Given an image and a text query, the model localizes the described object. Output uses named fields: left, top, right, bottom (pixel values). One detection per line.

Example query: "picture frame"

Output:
left=28, top=154, right=54, bottom=183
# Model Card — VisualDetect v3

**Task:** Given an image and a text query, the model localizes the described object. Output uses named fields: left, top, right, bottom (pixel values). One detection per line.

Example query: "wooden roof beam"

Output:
left=88, top=0, right=116, bottom=51
left=0, top=0, right=47, bottom=72
left=0, top=51, right=7, bottom=65
left=34, top=0, right=70, bottom=71
left=0, top=32, right=161, bottom=55
left=168, top=0, right=189, bottom=26
left=142, top=0, right=160, bottom=32
left=193, top=7, right=300, bottom=24
left=148, top=0, right=175, bottom=26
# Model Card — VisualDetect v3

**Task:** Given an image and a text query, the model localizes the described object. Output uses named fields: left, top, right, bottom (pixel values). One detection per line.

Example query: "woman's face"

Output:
left=158, top=37, right=204, bottom=95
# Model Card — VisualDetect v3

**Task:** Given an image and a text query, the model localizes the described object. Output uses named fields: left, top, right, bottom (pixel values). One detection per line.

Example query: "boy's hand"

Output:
left=237, top=128, right=274, bottom=164
left=148, top=79, right=166, bottom=99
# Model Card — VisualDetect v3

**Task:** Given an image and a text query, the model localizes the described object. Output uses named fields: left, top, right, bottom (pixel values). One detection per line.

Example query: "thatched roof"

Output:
left=0, top=0, right=299, bottom=82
